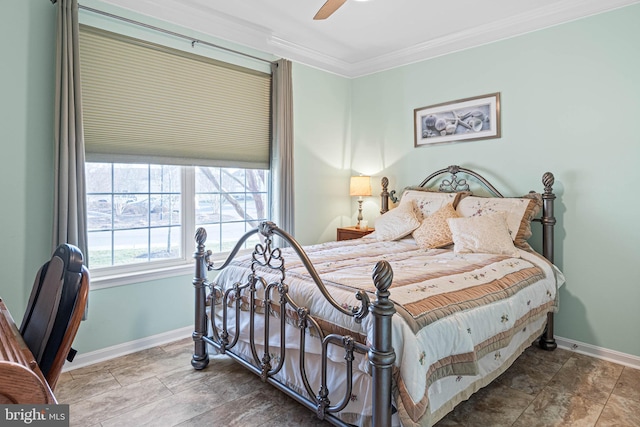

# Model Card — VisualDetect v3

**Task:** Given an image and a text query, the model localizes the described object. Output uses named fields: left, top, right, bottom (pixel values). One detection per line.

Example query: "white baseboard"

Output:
left=556, top=336, right=640, bottom=370
left=63, top=329, right=640, bottom=372
left=62, top=326, right=193, bottom=372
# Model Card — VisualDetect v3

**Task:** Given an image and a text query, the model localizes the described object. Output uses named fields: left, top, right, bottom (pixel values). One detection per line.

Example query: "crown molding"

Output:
left=344, top=0, right=640, bottom=77
left=93, top=0, right=640, bottom=78
left=346, top=0, right=640, bottom=77
left=268, top=35, right=355, bottom=77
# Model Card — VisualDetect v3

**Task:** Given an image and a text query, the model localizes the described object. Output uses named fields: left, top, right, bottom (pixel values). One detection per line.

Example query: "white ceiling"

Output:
left=98, top=0, right=638, bottom=77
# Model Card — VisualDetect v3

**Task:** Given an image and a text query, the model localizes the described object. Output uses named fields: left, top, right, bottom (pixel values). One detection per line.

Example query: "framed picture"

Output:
left=414, top=93, right=501, bottom=147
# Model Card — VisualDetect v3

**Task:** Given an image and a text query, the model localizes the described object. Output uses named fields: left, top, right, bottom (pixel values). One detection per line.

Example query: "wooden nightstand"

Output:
left=337, top=226, right=374, bottom=241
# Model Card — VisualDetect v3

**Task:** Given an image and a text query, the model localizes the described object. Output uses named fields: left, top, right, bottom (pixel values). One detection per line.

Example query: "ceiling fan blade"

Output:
left=313, top=0, right=347, bottom=20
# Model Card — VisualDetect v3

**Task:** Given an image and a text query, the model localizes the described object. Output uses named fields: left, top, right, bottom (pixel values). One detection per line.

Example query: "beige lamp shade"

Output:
left=350, top=176, right=372, bottom=197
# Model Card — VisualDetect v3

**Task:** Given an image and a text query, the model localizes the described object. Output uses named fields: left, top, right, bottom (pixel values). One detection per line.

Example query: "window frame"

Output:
left=89, top=165, right=267, bottom=290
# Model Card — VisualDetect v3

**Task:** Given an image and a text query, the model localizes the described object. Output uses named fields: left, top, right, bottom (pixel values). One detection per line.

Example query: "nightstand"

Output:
left=337, top=226, right=374, bottom=241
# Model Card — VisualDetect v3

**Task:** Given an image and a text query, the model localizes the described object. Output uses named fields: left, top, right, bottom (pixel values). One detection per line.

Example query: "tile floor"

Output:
left=55, top=339, right=640, bottom=427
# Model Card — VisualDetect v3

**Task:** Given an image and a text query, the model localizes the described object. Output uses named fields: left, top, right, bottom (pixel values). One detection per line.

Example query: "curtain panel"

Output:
left=270, top=59, right=295, bottom=238
left=53, top=0, right=88, bottom=260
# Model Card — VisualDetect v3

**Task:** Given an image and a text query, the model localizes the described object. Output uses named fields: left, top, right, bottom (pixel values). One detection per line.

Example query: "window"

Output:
left=79, top=25, right=273, bottom=281
left=86, top=163, right=182, bottom=268
left=87, top=163, right=270, bottom=270
left=195, top=167, right=269, bottom=254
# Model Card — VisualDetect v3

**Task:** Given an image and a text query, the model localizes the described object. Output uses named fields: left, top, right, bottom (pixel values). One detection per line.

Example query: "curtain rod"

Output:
left=50, top=0, right=276, bottom=66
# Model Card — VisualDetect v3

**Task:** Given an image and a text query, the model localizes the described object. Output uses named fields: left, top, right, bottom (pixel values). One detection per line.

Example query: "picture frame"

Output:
left=414, top=93, right=501, bottom=147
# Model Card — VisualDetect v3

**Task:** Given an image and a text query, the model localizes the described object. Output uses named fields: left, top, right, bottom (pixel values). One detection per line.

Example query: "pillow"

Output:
left=412, top=203, right=460, bottom=249
left=455, top=193, right=542, bottom=248
left=399, top=189, right=469, bottom=221
left=374, top=199, right=421, bottom=241
left=448, top=212, right=520, bottom=257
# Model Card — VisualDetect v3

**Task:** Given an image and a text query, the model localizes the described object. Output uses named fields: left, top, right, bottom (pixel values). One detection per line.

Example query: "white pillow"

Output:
left=399, top=190, right=464, bottom=221
left=374, top=199, right=421, bottom=241
left=455, top=194, right=542, bottom=248
left=447, top=212, right=520, bottom=257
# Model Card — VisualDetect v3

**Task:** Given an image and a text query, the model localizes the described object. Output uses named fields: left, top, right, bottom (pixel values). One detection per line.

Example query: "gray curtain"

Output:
left=270, top=59, right=295, bottom=236
left=53, top=0, right=88, bottom=260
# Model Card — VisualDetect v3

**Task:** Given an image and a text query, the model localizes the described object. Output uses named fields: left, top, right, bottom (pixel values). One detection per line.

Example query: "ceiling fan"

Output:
left=313, top=0, right=347, bottom=20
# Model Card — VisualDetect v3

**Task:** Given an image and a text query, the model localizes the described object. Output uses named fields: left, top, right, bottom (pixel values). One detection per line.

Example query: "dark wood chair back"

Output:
left=20, top=244, right=89, bottom=390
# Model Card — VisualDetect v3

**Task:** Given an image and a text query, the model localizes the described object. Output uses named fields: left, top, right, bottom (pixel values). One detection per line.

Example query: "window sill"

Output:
left=90, top=262, right=194, bottom=290
left=88, top=249, right=254, bottom=290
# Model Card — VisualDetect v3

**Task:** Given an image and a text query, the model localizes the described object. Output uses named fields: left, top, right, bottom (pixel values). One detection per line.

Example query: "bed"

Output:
left=190, top=165, right=564, bottom=427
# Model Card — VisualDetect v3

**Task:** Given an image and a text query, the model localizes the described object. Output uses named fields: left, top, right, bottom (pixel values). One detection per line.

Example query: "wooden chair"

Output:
left=0, top=298, right=57, bottom=403
left=19, top=244, right=90, bottom=391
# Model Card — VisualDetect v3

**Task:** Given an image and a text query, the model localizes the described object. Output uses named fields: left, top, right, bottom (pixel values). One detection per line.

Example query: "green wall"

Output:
left=292, top=63, right=353, bottom=245
left=0, top=1, right=56, bottom=316
left=2, top=0, right=638, bottom=360
left=351, top=4, right=640, bottom=358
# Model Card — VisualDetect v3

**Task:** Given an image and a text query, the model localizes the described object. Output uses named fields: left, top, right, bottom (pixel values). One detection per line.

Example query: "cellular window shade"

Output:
left=78, top=25, right=272, bottom=169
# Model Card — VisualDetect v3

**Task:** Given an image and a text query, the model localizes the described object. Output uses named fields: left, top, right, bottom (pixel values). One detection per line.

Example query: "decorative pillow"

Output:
left=412, top=203, right=460, bottom=249
left=455, top=193, right=542, bottom=248
left=374, top=199, right=421, bottom=241
left=448, top=212, right=520, bottom=257
left=399, top=189, right=469, bottom=221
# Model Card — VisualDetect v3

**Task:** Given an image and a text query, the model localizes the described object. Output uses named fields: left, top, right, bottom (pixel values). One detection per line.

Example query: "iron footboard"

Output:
left=191, top=222, right=395, bottom=427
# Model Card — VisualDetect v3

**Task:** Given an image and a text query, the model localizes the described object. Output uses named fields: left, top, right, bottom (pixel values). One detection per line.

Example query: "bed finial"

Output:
left=372, top=260, right=393, bottom=295
left=380, top=176, right=389, bottom=190
left=539, top=171, right=556, bottom=262
left=195, top=227, right=207, bottom=245
left=542, top=172, right=555, bottom=194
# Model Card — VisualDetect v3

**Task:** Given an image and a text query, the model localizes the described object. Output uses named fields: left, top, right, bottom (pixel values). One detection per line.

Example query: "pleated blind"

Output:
left=78, top=25, right=272, bottom=169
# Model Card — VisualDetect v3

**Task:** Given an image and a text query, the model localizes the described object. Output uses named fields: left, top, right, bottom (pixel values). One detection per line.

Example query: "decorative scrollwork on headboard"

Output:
left=436, top=165, right=470, bottom=192
left=419, top=165, right=503, bottom=197
left=439, top=175, right=470, bottom=193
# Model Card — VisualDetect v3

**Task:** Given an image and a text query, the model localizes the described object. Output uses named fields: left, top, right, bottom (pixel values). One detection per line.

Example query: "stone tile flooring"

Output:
left=55, top=339, right=640, bottom=426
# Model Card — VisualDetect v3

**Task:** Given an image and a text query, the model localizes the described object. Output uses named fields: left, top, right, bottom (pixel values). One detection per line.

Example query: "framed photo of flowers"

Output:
left=414, top=93, right=501, bottom=147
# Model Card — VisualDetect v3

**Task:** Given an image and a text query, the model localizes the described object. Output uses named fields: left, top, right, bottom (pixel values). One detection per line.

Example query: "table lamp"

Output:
left=350, top=175, right=371, bottom=228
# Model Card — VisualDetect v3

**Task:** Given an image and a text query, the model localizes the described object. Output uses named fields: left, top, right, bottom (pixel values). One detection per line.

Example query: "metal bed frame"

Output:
left=191, top=165, right=557, bottom=427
